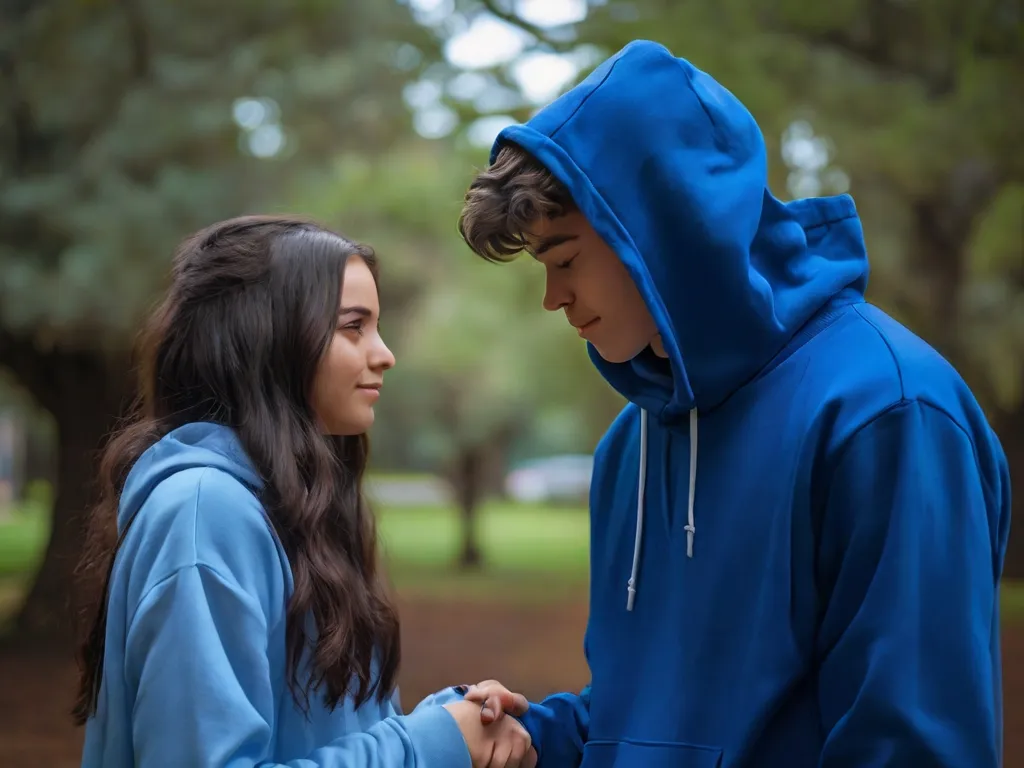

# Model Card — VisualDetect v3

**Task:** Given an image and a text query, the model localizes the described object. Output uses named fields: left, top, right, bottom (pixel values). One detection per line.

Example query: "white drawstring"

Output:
left=685, top=407, right=697, bottom=558
left=626, top=409, right=648, bottom=612
left=626, top=407, right=698, bottom=611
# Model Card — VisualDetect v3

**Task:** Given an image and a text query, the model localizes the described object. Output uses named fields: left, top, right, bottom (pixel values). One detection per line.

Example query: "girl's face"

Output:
left=311, top=256, right=395, bottom=435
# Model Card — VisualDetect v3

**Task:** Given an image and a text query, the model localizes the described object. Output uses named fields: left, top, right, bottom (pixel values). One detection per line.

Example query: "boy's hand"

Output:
left=444, top=699, right=537, bottom=768
left=464, top=679, right=530, bottom=724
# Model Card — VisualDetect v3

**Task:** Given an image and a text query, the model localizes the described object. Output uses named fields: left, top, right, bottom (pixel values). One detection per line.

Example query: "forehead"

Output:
left=525, top=211, right=588, bottom=255
left=340, top=257, right=378, bottom=304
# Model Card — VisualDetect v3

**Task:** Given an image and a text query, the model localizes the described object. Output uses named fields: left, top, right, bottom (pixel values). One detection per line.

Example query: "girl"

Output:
left=72, top=216, right=534, bottom=768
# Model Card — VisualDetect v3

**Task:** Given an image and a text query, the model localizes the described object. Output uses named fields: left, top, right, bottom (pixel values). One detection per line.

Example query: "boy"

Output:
left=458, top=40, right=1011, bottom=767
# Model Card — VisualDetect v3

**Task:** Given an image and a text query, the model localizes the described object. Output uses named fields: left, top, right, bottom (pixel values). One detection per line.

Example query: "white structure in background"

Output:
left=505, top=454, right=593, bottom=504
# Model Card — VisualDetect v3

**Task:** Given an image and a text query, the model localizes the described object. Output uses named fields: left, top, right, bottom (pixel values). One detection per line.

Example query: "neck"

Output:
left=650, top=334, right=667, bottom=358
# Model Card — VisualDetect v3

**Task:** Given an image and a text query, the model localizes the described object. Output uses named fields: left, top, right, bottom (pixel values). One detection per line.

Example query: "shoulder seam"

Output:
left=125, top=561, right=265, bottom=641
left=852, top=304, right=905, bottom=400
left=829, top=399, right=984, bottom=501
left=125, top=468, right=282, bottom=637
left=190, top=467, right=210, bottom=564
left=193, top=467, right=289, bottom=638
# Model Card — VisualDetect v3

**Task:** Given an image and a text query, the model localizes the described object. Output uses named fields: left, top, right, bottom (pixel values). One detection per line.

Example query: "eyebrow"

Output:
left=338, top=306, right=373, bottom=317
left=531, top=233, right=578, bottom=257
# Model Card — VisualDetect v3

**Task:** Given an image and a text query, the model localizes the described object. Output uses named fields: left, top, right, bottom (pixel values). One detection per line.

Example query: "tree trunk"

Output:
left=449, top=420, right=523, bottom=570
left=10, top=348, right=129, bottom=646
left=904, top=170, right=1023, bottom=577
left=452, top=447, right=483, bottom=569
left=996, top=402, right=1024, bottom=578
left=906, top=161, right=1000, bottom=364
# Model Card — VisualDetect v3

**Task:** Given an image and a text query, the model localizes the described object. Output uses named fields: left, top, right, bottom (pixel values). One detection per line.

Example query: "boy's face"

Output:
left=527, top=212, right=662, bottom=363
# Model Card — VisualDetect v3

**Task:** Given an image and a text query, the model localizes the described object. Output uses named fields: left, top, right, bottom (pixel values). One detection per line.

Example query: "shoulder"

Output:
left=122, top=467, right=292, bottom=621
left=833, top=303, right=978, bottom=411
left=597, top=403, right=642, bottom=455
left=592, top=403, right=642, bottom=476
left=804, top=303, right=990, bottom=447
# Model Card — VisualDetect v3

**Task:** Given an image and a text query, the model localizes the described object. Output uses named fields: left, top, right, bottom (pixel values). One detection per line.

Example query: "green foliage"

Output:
left=431, top=0, right=1023, bottom=418
left=0, top=0, right=440, bottom=349
left=0, top=498, right=49, bottom=579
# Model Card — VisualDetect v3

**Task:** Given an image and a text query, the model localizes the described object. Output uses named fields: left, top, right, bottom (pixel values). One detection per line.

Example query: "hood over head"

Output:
left=492, top=40, right=869, bottom=421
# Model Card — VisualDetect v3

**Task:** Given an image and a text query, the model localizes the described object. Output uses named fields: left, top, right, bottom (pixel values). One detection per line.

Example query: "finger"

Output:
left=471, top=687, right=529, bottom=721
left=465, top=680, right=501, bottom=699
left=484, top=694, right=507, bottom=722
left=489, top=690, right=529, bottom=719
left=480, top=701, right=497, bottom=725
left=468, top=685, right=514, bottom=722
left=503, top=691, right=529, bottom=716
left=464, top=687, right=488, bottom=703
left=469, top=680, right=500, bottom=695
left=508, top=725, right=531, bottom=766
left=505, top=724, right=532, bottom=765
left=523, top=746, right=538, bottom=768
left=487, top=738, right=513, bottom=768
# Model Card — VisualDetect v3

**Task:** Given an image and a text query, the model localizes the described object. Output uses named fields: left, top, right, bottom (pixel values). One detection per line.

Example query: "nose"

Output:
left=369, top=334, right=396, bottom=371
left=542, top=271, right=572, bottom=313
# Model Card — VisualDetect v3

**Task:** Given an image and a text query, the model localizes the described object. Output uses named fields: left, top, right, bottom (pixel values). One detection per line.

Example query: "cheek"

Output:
left=598, top=281, right=657, bottom=343
left=314, top=338, right=361, bottom=405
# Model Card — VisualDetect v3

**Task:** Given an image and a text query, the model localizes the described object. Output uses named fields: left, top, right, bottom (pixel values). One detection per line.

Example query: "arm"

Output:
left=126, top=563, right=470, bottom=768
left=516, top=686, right=590, bottom=767
left=395, top=685, right=468, bottom=713
left=815, top=400, right=1007, bottom=767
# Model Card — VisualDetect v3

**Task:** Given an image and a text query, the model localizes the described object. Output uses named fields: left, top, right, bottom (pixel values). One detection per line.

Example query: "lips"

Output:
left=574, top=318, right=599, bottom=337
left=357, top=383, right=382, bottom=398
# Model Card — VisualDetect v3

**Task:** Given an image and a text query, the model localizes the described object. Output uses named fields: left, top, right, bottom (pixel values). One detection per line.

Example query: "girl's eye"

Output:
left=342, top=322, right=364, bottom=336
left=557, top=254, right=578, bottom=270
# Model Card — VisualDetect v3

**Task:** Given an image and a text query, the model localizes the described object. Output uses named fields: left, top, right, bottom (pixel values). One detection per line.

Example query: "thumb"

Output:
left=484, top=690, right=529, bottom=722
left=499, top=690, right=530, bottom=716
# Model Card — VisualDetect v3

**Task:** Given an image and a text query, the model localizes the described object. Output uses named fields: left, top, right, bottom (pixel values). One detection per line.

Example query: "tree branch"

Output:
left=475, top=0, right=575, bottom=52
left=119, top=0, right=151, bottom=79
left=765, top=0, right=957, bottom=98
left=795, top=29, right=955, bottom=98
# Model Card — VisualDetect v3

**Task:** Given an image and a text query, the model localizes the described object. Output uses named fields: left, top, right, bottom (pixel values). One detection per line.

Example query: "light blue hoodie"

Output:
left=500, top=40, right=1012, bottom=767
left=80, top=422, right=470, bottom=768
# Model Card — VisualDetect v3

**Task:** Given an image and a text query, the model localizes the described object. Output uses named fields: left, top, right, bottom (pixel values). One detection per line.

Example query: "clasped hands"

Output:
left=443, top=679, right=537, bottom=768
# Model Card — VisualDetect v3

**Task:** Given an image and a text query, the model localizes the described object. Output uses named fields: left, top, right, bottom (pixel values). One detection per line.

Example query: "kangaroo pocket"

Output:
left=581, top=739, right=723, bottom=768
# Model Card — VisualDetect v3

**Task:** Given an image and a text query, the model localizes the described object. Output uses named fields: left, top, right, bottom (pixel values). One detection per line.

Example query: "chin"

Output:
left=591, top=342, right=639, bottom=365
left=324, top=411, right=374, bottom=437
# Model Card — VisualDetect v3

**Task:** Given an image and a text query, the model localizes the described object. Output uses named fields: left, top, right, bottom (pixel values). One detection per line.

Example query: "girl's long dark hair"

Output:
left=72, top=215, right=400, bottom=725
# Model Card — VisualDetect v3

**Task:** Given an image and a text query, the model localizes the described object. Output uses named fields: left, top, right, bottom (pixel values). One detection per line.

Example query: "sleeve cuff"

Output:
left=415, top=685, right=469, bottom=709
left=401, top=702, right=472, bottom=768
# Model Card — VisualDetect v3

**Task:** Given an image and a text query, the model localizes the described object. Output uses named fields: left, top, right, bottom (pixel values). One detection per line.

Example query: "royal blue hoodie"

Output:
left=499, top=40, right=1011, bottom=767
left=80, top=422, right=471, bottom=768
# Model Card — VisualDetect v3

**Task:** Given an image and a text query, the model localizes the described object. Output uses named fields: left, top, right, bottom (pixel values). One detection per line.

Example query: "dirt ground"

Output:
left=0, top=596, right=1021, bottom=767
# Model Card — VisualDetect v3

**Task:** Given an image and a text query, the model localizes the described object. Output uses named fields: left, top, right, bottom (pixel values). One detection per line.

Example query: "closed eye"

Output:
left=340, top=320, right=365, bottom=336
left=556, top=252, right=579, bottom=270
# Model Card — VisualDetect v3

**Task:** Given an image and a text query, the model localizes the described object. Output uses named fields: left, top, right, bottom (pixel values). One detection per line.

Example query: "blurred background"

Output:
left=0, top=0, right=1020, bottom=764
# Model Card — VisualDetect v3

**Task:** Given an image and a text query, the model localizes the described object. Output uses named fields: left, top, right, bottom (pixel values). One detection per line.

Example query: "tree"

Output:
left=432, top=0, right=1024, bottom=572
left=0, top=0, right=443, bottom=640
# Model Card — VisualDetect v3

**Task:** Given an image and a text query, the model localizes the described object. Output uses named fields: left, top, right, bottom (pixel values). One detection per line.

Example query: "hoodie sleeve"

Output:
left=815, top=400, right=1006, bottom=767
left=125, top=562, right=471, bottom=768
left=516, top=686, right=590, bottom=766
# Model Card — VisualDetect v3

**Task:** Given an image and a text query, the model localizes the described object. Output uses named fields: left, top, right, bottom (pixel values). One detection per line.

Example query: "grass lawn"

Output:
left=0, top=500, right=591, bottom=620
left=378, top=503, right=589, bottom=602
left=2, top=500, right=1023, bottom=621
